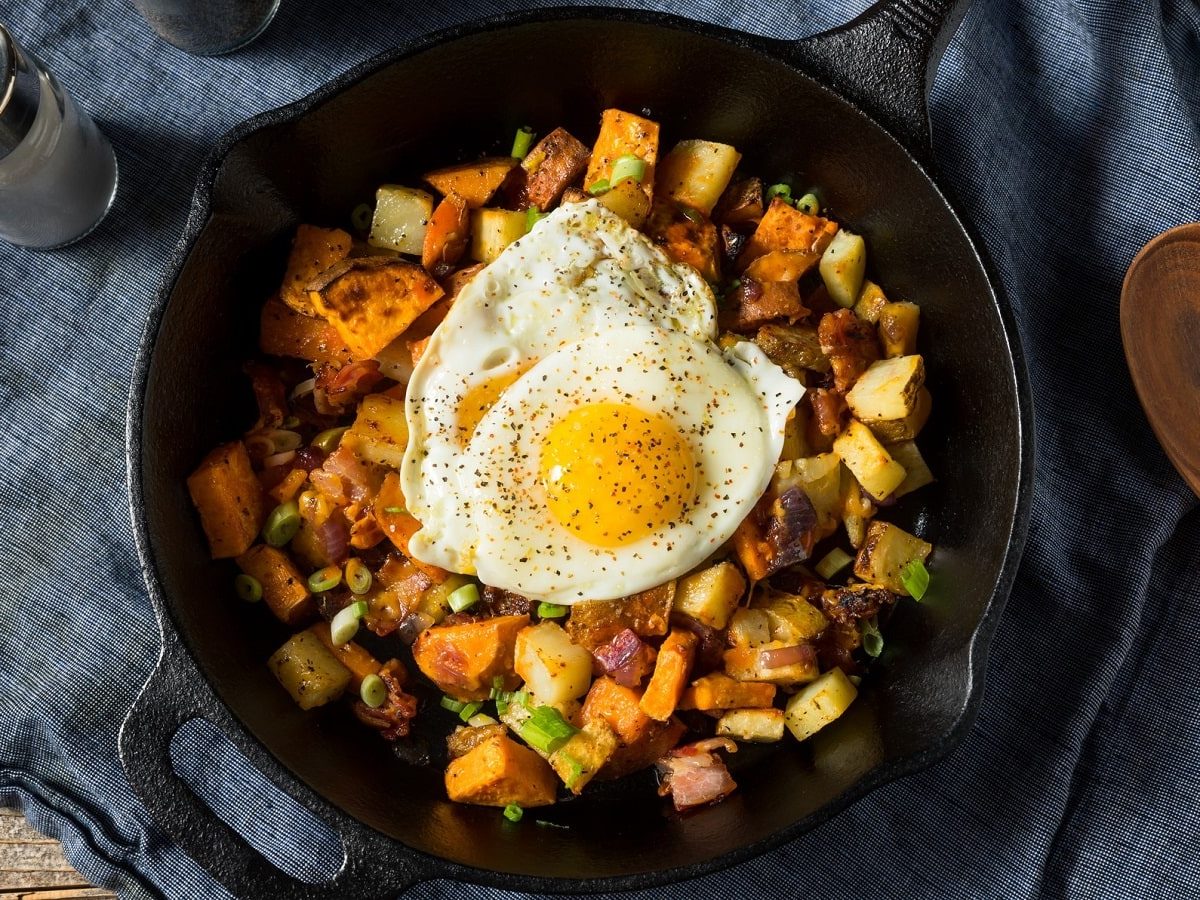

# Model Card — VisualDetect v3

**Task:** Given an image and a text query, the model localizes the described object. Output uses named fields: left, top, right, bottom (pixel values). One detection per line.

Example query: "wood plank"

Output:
left=0, top=810, right=114, bottom=899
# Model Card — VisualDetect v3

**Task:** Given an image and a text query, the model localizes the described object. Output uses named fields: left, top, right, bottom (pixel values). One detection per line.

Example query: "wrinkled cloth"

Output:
left=1, top=0, right=1198, bottom=897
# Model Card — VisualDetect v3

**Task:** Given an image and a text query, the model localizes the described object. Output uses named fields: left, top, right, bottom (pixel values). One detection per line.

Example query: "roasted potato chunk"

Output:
left=341, top=393, right=407, bottom=469
left=656, top=139, right=741, bottom=215
left=236, top=544, right=313, bottom=626
left=368, top=186, right=434, bottom=256
left=424, top=157, right=518, bottom=208
left=832, top=419, right=907, bottom=501
left=888, top=440, right=935, bottom=497
left=716, top=708, right=786, bottom=743
left=784, top=667, right=857, bottom=741
left=565, top=583, right=674, bottom=650
left=279, top=225, right=352, bottom=316
left=187, top=441, right=264, bottom=559
left=585, top=108, right=660, bottom=205
left=411, top=614, right=528, bottom=701
left=269, top=629, right=352, bottom=710
left=672, top=561, right=746, bottom=630
left=819, top=228, right=867, bottom=308
left=444, top=731, right=558, bottom=807
left=713, top=176, right=764, bottom=229
left=878, top=301, right=921, bottom=357
left=549, top=719, right=619, bottom=794
left=854, top=280, right=890, bottom=324
left=522, top=127, right=590, bottom=210
left=514, top=622, right=593, bottom=706
left=846, top=355, right=926, bottom=423
left=738, top=198, right=838, bottom=272
left=596, top=178, right=652, bottom=228
left=645, top=199, right=720, bottom=281
left=470, top=208, right=527, bottom=263
left=754, top=323, right=831, bottom=378
left=720, top=278, right=806, bottom=331
left=854, top=520, right=932, bottom=595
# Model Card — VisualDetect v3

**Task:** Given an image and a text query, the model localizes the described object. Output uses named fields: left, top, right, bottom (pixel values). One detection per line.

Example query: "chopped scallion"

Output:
left=345, top=558, right=372, bottom=595
left=359, top=673, right=387, bottom=708
left=351, top=202, right=373, bottom=233
left=519, top=704, right=579, bottom=753
left=525, top=206, right=545, bottom=232
left=610, top=154, right=646, bottom=185
left=587, top=178, right=611, bottom=196
left=448, top=583, right=480, bottom=613
left=511, top=126, right=535, bottom=159
left=234, top=574, right=262, bottom=603
left=815, top=547, right=854, bottom=580
left=679, top=205, right=703, bottom=223
left=307, top=564, right=342, bottom=593
left=262, top=500, right=301, bottom=547
left=459, top=701, right=483, bottom=722
left=440, top=695, right=466, bottom=714
left=311, top=426, right=348, bottom=454
left=468, top=713, right=498, bottom=727
left=765, top=183, right=793, bottom=204
left=795, top=191, right=820, bottom=215
left=382, top=506, right=406, bottom=515
left=900, top=558, right=930, bottom=600
left=281, top=415, right=301, bottom=429
left=558, top=752, right=585, bottom=789
left=503, top=804, right=523, bottom=823
left=330, top=600, right=368, bottom=645
left=860, top=617, right=884, bottom=658
left=537, top=601, right=568, bottom=619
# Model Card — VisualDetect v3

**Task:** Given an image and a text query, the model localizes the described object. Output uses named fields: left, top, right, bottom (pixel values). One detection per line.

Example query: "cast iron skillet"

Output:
left=121, top=1, right=1034, bottom=896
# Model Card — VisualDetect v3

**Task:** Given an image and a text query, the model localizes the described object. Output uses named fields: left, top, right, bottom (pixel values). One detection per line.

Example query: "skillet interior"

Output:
left=136, top=15, right=1025, bottom=883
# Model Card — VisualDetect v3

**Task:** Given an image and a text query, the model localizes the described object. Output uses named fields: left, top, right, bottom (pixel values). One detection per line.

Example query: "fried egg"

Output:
left=401, top=200, right=802, bottom=601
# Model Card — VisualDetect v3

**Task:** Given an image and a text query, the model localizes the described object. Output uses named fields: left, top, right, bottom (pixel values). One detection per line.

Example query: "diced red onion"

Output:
left=593, top=628, right=648, bottom=686
left=760, top=643, right=815, bottom=670
left=316, top=514, right=350, bottom=565
left=289, top=376, right=317, bottom=400
left=396, top=611, right=435, bottom=645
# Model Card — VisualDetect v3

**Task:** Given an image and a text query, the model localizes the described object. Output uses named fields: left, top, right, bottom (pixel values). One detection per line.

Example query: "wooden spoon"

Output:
left=1120, top=223, right=1200, bottom=498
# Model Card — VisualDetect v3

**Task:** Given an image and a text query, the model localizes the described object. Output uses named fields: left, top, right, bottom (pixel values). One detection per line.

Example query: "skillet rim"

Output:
left=124, top=5, right=1035, bottom=893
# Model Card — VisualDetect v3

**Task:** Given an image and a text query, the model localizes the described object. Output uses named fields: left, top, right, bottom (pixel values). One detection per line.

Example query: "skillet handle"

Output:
left=787, top=0, right=972, bottom=166
left=119, top=640, right=425, bottom=899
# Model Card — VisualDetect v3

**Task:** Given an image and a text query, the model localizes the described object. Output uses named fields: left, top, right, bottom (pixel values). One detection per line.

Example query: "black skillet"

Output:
left=121, top=1, right=1034, bottom=896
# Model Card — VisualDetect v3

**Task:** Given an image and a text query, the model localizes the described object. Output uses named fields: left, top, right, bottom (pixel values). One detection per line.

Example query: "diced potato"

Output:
left=367, top=185, right=434, bottom=255
left=889, top=440, right=935, bottom=497
left=279, top=225, right=352, bottom=316
left=309, top=621, right=380, bottom=687
left=522, top=127, right=591, bottom=210
left=870, top=387, right=932, bottom=444
left=779, top=453, right=842, bottom=532
left=584, top=108, right=660, bottom=206
left=341, top=393, right=407, bottom=470
left=268, top=629, right=352, bottom=710
left=754, top=323, right=831, bottom=378
left=423, top=157, right=517, bottom=208
left=236, top=544, right=312, bottom=626
left=819, top=228, right=867, bottom=308
left=878, top=301, right=920, bottom=357
left=853, top=280, right=889, bottom=324
left=727, top=608, right=772, bottom=648
left=716, top=708, right=786, bottom=743
left=187, top=441, right=264, bottom=559
left=565, top=584, right=673, bottom=650
left=656, top=139, right=741, bottom=215
left=854, top=520, right=933, bottom=595
left=738, top=198, right=839, bottom=271
left=412, top=614, right=528, bottom=700
left=372, top=336, right=414, bottom=384
left=514, top=622, right=593, bottom=705
left=444, top=732, right=558, bottom=807
left=731, top=514, right=769, bottom=581
left=307, top=258, right=444, bottom=359
left=784, top=667, right=858, bottom=742
left=672, top=561, right=746, bottom=629
left=582, top=679, right=686, bottom=779
left=832, top=420, right=907, bottom=501
left=595, top=178, right=651, bottom=228
left=640, top=629, right=698, bottom=721
left=417, top=572, right=472, bottom=624
left=549, top=718, right=618, bottom=794
left=678, top=672, right=776, bottom=710
left=846, top=355, right=926, bottom=423
left=724, top=641, right=819, bottom=686
left=752, top=591, right=829, bottom=644
left=259, top=297, right=354, bottom=365
left=470, top=208, right=527, bottom=264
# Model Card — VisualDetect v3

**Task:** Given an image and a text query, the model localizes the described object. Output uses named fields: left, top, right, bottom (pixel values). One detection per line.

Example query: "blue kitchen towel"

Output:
left=1, top=0, right=1198, bottom=897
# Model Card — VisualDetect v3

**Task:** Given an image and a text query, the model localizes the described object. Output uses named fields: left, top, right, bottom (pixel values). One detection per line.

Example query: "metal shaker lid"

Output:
left=0, top=24, right=41, bottom=160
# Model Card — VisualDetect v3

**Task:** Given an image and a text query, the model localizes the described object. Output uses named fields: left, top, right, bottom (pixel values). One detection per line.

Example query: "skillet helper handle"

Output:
left=790, top=0, right=972, bottom=167
left=119, top=641, right=422, bottom=899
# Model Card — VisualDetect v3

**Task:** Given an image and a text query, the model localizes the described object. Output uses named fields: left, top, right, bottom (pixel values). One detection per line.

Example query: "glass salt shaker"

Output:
left=0, top=24, right=119, bottom=249
left=129, top=0, right=281, bottom=56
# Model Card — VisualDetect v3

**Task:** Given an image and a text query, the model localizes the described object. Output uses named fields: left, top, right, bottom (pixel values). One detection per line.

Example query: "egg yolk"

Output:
left=456, top=364, right=531, bottom=446
left=539, top=402, right=696, bottom=547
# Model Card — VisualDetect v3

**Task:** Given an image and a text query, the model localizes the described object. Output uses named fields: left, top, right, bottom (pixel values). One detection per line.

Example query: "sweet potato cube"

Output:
left=585, top=108, right=659, bottom=203
left=565, top=583, right=674, bottom=650
left=374, top=472, right=448, bottom=584
left=444, top=732, right=558, bottom=807
left=645, top=199, right=720, bottom=281
left=236, top=544, right=313, bottom=626
left=309, top=621, right=381, bottom=687
left=522, top=127, right=590, bottom=210
left=421, top=193, right=470, bottom=273
left=424, top=157, right=518, bottom=208
left=599, top=718, right=686, bottom=780
left=259, top=297, right=355, bottom=365
left=640, top=629, right=698, bottom=721
left=738, top=198, right=839, bottom=272
left=678, top=673, right=776, bottom=711
left=307, top=258, right=443, bottom=359
left=279, top=225, right=352, bottom=316
left=187, top=441, right=264, bottom=559
left=581, top=677, right=654, bottom=746
left=412, top=614, right=529, bottom=701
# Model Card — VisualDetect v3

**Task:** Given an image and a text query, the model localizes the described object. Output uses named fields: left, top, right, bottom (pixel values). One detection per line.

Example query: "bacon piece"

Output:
left=353, top=659, right=418, bottom=740
left=820, top=584, right=897, bottom=625
left=318, top=444, right=384, bottom=504
left=810, top=388, right=848, bottom=437
left=818, top=309, right=880, bottom=393
left=656, top=738, right=738, bottom=811
left=314, top=359, right=384, bottom=414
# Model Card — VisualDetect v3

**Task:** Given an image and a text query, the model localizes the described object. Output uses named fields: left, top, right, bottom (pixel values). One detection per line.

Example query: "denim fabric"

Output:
left=0, top=0, right=1197, bottom=897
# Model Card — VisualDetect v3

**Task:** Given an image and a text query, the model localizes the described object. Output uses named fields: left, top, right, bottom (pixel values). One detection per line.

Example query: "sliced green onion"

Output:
left=610, top=154, right=646, bottom=185
left=765, top=183, right=793, bottom=204
left=360, top=673, right=387, bottom=708
left=468, top=713, right=498, bottom=727
left=351, top=202, right=373, bottom=233
left=511, top=126, right=535, bottom=159
left=345, top=558, right=372, bottom=595
left=448, top=583, right=480, bottom=613
left=537, top=602, right=568, bottom=619
left=440, top=695, right=466, bottom=714
left=330, top=600, right=368, bottom=645
left=525, top=206, right=545, bottom=232
left=503, top=804, right=523, bottom=823
left=558, top=752, right=585, bottom=789
left=860, top=617, right=884, bottom=658
left=234, top=574, right=262, bottom=603
left=513, top=690, right=530, bottom=708
left=519, top=705, right=579, bottom=753
left=815, top=547, right=854, bottom=580
left=281, top=415, right=301, bottom=429
left=900, top=558, right=930, bottom=600
left=795, top=192, right=820, bottom=215
left=262, top=500, right=301, bottom=547
left=459, top=701, right=484, bottom=722
left=495, top=696, right=510, bottom=716
left=311, top=426, right=348, bottom=454
left=587, top=178, right=611, bottom=196
left=679, top=205, right=703, bottom=223
left=308, top=564, right=342, bottom=593
left=382, top=506, right=406, bottom=515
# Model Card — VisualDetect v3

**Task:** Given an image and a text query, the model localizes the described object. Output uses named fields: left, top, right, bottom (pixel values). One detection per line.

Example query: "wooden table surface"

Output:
left=0, top=809, right=115, bottom=899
